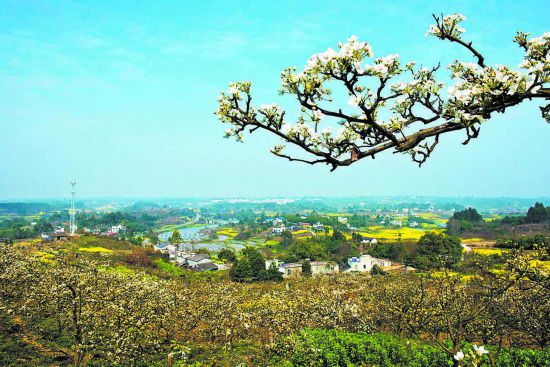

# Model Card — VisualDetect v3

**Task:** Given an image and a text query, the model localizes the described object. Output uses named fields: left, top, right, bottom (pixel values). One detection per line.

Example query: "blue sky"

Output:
left=0, top=0, right=548, bottom=199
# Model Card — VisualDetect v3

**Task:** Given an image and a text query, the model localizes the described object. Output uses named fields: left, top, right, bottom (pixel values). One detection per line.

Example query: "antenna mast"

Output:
left=70, top=179, right=77, bottom=235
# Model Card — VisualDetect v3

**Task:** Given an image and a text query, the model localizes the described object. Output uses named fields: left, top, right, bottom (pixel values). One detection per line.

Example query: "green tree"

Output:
left=260, top=262, right=283, bottom=282
left=415, top=232, right=462, bottom=269
left=331, top=229, right=345, bottom=242
left=218, top=248, right=236, bottom=262
left=446, top=218, right=460, bottom=236
left=169, top=229, right=182, bottom=245
left=229, top=258, right=253, bottom=282
left=242, top=247, right=264, bottom=279
left=147, top=229, right=159, bottom=244
left=302, top=260, right=312, bottom=277
left=527, top=202, right=548, bottom=223
left=371, top=264, right=386, bottom=276
left=287, top=240, right=326, bottom=262
left=452, top=207, right=483, bottom=222
left=280, top=230, right=293, bottom=247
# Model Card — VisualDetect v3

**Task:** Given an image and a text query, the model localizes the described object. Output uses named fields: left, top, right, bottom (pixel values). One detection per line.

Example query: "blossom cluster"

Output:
left=516, top=32, right=550, bottom=82
left=445, top=61, right=537, bottom=123
left=427, top=13, right=467, bottom=39
left=454, top=344, right=489, bottom=366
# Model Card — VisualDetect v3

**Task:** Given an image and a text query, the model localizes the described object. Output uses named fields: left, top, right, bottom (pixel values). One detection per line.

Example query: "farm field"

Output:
left=357, top=225, right=441, bottom=241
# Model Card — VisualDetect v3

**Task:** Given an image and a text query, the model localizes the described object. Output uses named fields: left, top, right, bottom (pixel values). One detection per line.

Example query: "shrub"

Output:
left=271, top=329, right=550, bottom=367
left=125, top=248, right=154, bottom=267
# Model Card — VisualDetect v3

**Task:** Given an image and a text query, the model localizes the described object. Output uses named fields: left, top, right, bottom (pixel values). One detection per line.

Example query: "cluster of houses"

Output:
left=265, top=254, right=415, bottom=279
left=41, top=226, right=69, bottom=242
left=153, top=243, right=220, bottom=271
left=270, top=218, right=325, bottom=234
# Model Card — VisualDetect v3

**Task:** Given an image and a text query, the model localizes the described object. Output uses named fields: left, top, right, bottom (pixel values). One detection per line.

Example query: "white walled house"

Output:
left=346, top=255, right=392, bottom=272
left=111, top=224, right=125, bottom=234
left=310, top=261, right=339, bottom=276
left=186, top=254, right=211, bottom=267
left=272, top=226, right=287, bottom=234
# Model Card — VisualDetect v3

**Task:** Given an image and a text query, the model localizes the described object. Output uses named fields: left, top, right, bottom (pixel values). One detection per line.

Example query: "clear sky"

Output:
left=0, top=0, right=548, bottom=199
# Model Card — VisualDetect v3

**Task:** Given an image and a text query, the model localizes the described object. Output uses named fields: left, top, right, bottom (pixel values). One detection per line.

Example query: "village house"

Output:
left=265, top=259, right=302, bottom=278
left=272, top=217, right=284, bottom=226
left=345, top=254, right=392, bottom=272
left=186, top=253, right=211, bottom=267
left=169, top=251, right=219, bottom=271
left=310, top=261, right=339, bottom=276
left=281, top=262, right=302, bottom=278
left=312, top=222, right=324, bottom=232
left=111, top=224, right=126, bottom=234
left=154, top=243, right=177, bottom=259
left=271, top=226, right=287, bottom=234
left=42, top=232, right=68, bottom=242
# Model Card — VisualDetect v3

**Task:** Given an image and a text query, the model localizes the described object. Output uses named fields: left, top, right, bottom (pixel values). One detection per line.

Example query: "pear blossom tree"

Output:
left=216, top=14, right=549, bottom=170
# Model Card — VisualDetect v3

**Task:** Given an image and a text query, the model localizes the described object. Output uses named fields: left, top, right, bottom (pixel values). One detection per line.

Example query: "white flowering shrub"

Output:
left=216, top=14, right=549, bottom=170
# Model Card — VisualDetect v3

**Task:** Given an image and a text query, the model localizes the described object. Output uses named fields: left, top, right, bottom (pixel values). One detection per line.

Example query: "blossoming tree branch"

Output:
left=216, top=14, right=549, bottom=170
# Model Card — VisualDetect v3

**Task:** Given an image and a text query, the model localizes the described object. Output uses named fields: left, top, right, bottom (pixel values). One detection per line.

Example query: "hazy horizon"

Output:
left=2, top=194, right=550, bottom=202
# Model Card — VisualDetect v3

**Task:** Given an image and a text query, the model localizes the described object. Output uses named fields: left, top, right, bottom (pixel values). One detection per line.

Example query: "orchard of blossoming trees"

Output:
left=1, top=242, right=548, bottom=366
left=215, top=14, right=549, bottom=170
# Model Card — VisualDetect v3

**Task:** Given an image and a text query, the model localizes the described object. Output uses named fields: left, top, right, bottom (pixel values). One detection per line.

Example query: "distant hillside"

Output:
left=0, top=202, right=53, bottom=215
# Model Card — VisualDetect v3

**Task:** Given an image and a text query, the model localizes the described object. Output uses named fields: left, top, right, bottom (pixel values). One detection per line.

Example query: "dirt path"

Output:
left=461, top=243, right=472, bottom=253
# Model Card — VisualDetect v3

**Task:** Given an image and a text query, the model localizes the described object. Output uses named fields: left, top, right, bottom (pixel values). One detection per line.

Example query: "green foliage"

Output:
left=229, top=247, right=265, bottom=282
left=286, top=240, right=327, bottom=262
left=302, top=260, right=312, bottom=277
left=527, top=202, right=550, bottom=223
left=218, top=248, right=236, bottom=262
left=260, top=262, right=283, bottom=282
left=0, top=217, right=53, bottom=241
left=446, top=218, right=474, bottom=236
left=242, top=247, right=264, bottom=276
left=452, top=207, right=483, bottom=222
left=279, top=230, right=293, bottom=247
left=371, top=264, right=386, bottom=276
left=169, top=229, right=183, bottom=245
left=154, top=258, right=185, bottom=276
left=271, top=329, right=451, bottom=367
left=367, top=242, right=405, bottom=262
left=496, top=234, right=549, bottom=251
left=331, top=229, right=345, bottom=241
left=501, top=202, right=550, bottom=225
left=415, top=232, right=462, bottom=269
left=271, top=329, right=550, bottom=367
left=229, top=258, right=253, bottom=282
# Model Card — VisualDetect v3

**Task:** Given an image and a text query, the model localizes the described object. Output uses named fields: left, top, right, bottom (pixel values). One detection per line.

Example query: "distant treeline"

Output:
left=0, top=202, right=52, bottom=215
left=502, top=202, right=550, bottom=224
left=496, top=234, right=549, bottom=251
left=0, top=218, right=53, bottom=241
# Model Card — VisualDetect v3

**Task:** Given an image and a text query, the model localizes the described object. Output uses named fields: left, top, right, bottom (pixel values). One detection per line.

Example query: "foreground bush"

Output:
left=270, top=329, right=550, bottom=367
